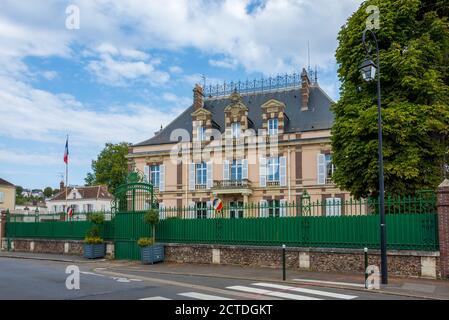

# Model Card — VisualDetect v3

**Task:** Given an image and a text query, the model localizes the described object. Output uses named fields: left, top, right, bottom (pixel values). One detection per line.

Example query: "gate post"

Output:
left=437, top=179, right=449, bottom=279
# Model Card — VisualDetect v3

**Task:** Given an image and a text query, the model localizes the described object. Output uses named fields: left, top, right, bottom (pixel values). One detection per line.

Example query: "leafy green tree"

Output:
left=15, top=186, right=23, bottom=196
left=85, top=142, right=131, bottom=194
left=43, top=187, right=53, bottom=198
left=332, top=0, right=449, bottom=198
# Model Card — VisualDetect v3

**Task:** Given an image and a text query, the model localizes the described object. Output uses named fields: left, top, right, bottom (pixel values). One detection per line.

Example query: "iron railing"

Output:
left=213, top=179, right=252, bottom=189
left=203, top=71, right=317, bottom=99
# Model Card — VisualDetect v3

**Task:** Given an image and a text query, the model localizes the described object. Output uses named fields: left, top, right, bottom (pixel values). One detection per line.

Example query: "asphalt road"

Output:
left=0, top=257, right=416, bottom=300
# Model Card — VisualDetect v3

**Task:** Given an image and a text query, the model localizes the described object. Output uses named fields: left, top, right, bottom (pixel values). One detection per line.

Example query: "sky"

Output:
left=0, top=0, right=363, bottom=190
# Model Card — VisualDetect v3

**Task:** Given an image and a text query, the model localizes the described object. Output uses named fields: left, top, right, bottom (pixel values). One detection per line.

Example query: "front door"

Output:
left=230, top=201, right=244, bottom=219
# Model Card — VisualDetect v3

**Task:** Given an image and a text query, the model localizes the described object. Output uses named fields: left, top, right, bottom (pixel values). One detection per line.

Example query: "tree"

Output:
left=332, top=0, right=449, bottom=198
left=85, top=142, right=131, bottom=194
left=43, top=187, right=53, bottom=198
left=15, top=186, right=23, bottom=196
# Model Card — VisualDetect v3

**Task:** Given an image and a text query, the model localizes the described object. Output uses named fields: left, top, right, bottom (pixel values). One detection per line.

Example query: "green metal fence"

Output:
left=6, top=212, right=115, bottom=241
left=5, top=192, right=440, bottom=257
left=156, top=214, right=438, bottom=250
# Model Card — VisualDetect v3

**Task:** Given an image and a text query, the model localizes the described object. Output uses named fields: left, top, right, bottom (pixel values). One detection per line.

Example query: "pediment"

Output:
left=261, top=99, right=286, bottom=110
left=191, top=108, right=212, bottom=117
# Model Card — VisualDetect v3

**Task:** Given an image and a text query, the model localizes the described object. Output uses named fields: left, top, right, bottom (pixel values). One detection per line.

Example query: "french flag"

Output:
left=64, top=136, right=69, bottom=164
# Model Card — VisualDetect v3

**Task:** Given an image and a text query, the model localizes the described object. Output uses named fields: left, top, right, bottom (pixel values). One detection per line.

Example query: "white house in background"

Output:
left=46, top=184, right=113, bottom=214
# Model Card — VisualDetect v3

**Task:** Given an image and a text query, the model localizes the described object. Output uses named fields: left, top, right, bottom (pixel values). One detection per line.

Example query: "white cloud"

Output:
left=42, top=71, right=58, bottom=80
left=86, top=43, right=170, bottom=86
left=209, top=57, right=239, bottom=70
left=0, top=75, right=182, bottom=146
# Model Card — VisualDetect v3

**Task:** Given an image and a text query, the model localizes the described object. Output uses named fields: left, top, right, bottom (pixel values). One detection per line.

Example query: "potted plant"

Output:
left=138, top=208, right=164, bottom=264
left=83, top=213, right=106, bottom=259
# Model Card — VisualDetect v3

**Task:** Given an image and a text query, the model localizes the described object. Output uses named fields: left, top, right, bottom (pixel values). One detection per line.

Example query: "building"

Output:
left=46, top=183, right=113, bottom=214
left=0, top=178, right=16, bottom=212
left=127, top=69, right=349, bottom=217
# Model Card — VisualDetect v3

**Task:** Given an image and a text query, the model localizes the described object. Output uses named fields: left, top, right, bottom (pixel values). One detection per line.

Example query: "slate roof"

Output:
left=0, top=178, right=15, bottom=187
left=50, top=185, right=112, bottom=201
left=135, top=85, right=334, bottom=147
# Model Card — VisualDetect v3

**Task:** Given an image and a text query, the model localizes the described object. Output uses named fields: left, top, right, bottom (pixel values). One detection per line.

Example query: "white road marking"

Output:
left=178, top=292, right=233, bottom=300
left=226, top=285, right=322, bottom=300
left=80, top=271, right=105, bottom=277
left=293, top=279, right=365, bottom=288
left=139, top=296, right=172, bottom=300
left=253, top=283, right=358, bottom=300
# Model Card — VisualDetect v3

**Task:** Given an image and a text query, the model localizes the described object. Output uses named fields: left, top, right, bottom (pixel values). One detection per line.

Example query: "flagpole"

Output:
left=65, top=135, right=69, bottom=221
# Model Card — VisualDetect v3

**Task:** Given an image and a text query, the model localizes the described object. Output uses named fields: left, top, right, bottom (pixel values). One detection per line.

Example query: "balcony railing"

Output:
left=213, top=179, right=252, bottom=190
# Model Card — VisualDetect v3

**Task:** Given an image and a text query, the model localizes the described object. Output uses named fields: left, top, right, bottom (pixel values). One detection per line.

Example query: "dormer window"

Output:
left=197, top=126, right=206, bottom=142
left=231, top=122, right=241, bottom=138
left=268, top=118, right=279, bottom=136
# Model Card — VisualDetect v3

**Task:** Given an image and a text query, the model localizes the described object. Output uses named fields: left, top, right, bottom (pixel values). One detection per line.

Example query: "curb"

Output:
left=0, top=253, right=105, bottom=264
left=97, top=266, right=441, bottom=300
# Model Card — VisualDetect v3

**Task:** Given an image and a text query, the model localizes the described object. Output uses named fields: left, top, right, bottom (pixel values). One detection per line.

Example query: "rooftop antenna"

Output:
left=201, top=74, right=206, bottom=88
left=307, top=41, right=311, bottom=74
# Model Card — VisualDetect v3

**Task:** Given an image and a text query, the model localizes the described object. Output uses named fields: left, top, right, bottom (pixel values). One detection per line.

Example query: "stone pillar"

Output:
left=0, top=213, right=5, bottom=249
left=437, top=179, right=449, bottom=279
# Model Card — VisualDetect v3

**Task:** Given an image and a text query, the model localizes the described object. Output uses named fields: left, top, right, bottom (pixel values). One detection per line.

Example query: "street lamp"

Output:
left=359, top=28, right=388, bottom=285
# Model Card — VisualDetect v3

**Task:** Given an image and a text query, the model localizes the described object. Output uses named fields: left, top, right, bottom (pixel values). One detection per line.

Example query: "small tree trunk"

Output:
left=152, top=225, right=156, bottom=244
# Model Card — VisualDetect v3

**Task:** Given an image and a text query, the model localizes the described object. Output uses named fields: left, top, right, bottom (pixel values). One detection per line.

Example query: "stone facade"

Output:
left=437, top=179, right=449, bottom=279
left=7, top=238, right=113, bottom=258
left=163, top=243, right=440, bottom=279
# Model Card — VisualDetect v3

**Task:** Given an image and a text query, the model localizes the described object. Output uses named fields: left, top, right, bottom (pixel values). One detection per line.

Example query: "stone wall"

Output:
left=164, top=243, right=440, bottom=279
left=6, top=238, right=114, bottom=258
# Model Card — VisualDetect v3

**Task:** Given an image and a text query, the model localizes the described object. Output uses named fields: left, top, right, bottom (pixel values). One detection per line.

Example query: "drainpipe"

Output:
left=288, top=147, right=292, bottom=202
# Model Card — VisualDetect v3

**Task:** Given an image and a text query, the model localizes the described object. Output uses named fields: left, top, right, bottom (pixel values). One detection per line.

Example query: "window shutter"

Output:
left=189, top=163, right=196, bottom=191
left=144, top=165, right=150, bottom=184
left=207, top=161, right=213, bottom=189
left=223, top=160, right=230, bottom=180
left=159, top=165, right=166, bottom=192
left=259, top=200, right=268, bottom=218
left=280, top=199, right=288, bottom=217
left=206, top=201, right=213, bottom=219
left=317, top=153, right=326, bottom=185
left=188, top=201, right=196, bottom=219
left=159, top=203, right=166, bottom=220
left=242, top=159, right=249, bottom=180
left=259, top=157, right=267, bottom=187
left=0, top=192, right=4, bottom=203
left=279, top=156, right=287, bottom=187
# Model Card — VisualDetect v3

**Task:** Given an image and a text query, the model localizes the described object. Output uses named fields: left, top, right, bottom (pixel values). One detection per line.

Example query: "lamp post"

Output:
left=359, top=28, right=388, bottom=285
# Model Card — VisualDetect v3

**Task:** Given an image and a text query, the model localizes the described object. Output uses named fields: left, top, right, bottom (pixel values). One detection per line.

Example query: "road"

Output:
left=0, top=257, right=417, bottom=300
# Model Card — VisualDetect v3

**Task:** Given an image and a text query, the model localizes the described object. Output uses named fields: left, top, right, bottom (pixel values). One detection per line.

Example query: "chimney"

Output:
left=301, top=68, right=310, bottom=111
left=60, top=180, right=65, bottom=190
left=193, top=84, right=204, bottom=110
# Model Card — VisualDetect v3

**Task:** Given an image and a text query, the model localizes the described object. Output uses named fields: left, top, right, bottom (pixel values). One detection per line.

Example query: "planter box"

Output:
left=141, top=243, right=164, bottom=264
left=83, top=243, right=105, bottom=259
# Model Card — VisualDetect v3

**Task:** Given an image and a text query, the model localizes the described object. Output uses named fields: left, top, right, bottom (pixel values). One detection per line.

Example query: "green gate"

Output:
left=112, top=172, right=157, bottom=260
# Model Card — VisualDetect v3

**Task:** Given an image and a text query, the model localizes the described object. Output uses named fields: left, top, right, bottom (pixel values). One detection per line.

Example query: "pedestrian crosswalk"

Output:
left=138, top=282, right=358, bottom=301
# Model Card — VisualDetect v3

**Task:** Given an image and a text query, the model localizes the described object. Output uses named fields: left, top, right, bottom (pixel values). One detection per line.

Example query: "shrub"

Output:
left=84, top=236, right=103, bottom=245
left=144, top=208, right=160, bottom=243
left=88, top=212, right=105, bottom=225
left=137, top=237, right=154, bottom=247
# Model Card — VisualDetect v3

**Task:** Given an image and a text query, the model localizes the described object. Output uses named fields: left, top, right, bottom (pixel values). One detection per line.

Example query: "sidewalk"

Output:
left=0, top=250, right=105, bottom=263
left=104, top=261, right=449, bottom=300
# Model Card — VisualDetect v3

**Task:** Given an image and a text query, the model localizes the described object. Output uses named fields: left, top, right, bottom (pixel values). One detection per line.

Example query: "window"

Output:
left=196, top=162, right=207, bottom=186
left=150, top=165, right=160, bottom=187
left=231, top=160, right=243, bottom=181
left=268, top=118, right=278, bottom=135
left=267, top=157, right=280, bottom=182
left=197, top=126, right=206, bottom=141
left=231, top=122, right=241, bottom=138
left=268, top=200, right=280, bottom=217
left=230, top=201, right=244, bottom=219
left=325, top=154, right=336, bottom=182
left=83, top=204, right=94, bottom=213
left=0, top=192, right=4, bottom=203
left=196, top=202, right=208, bottom=219
left=326, top=198, right=341, bottom=216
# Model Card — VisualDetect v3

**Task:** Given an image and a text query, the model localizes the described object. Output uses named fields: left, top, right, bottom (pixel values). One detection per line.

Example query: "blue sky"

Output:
left=0, top=0, right=362, bottom=190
